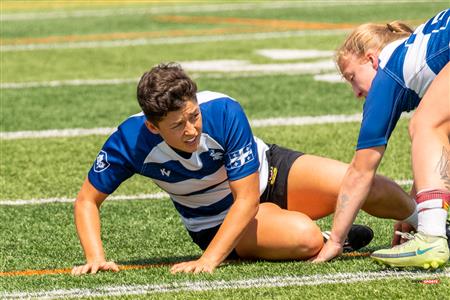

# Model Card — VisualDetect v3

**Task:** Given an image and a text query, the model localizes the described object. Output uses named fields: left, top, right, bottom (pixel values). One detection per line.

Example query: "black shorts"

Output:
left=188, top=144, right=304, bottom=258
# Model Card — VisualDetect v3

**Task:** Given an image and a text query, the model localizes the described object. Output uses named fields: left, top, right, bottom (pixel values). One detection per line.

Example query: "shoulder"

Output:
left=197, top=91, right=243, bottom=114
left=106, top=112, right=162, bottom=162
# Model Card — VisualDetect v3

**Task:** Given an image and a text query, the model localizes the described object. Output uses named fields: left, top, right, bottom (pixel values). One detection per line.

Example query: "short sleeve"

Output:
left=357, top=69, right=405, bottom=150
left=88, top=130, right=135, bottom=194
left=222, top=101, right=260, bottom=181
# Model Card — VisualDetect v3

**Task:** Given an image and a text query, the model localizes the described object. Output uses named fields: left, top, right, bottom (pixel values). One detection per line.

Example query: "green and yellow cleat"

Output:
left=371, top=232, right=449, bottom=269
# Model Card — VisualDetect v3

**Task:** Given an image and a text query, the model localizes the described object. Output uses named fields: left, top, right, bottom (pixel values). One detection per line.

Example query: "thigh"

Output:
left=287, top=154, right=349, bottom=219
left=235, top=203, right=323, bottom=260
left=412, top=62, right=450, bottom=133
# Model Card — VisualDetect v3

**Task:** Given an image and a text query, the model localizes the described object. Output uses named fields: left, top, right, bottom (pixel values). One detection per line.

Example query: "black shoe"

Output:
left=343, top=224, right=374, bottom=252
left=323, top=224, right=374, bottom=252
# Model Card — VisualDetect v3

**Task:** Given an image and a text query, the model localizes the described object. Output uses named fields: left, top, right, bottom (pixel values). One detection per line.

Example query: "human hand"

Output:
left=311, top=239, right=343, bottom=263
left=71, top=260, right=119, bottom=275
left=391, top=221, right=415, bottom=246
left=170, top=257, right=219, bottom=274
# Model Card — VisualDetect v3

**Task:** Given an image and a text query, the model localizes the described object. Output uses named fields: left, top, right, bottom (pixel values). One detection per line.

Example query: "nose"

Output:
left=184, top=121, right=197, bottom=136
left=352, top=86, right=364, bottom=98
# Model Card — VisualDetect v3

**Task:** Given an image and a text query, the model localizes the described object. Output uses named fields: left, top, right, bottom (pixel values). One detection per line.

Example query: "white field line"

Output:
left=0, top=78, right=139, bottom=89
left=1, top=1, right=427, bottom=21
left=0, top=113, right=363, bottom=140
left=0, top=29, right=348, bottom=52
left=0, top=60, right=337, bottom=90
left=0, top=179, right=413, bottom=206
left=2, top=112, right=414, bottom=140
left=0, top=193, right=169, bottom=206
left=2, top=269, right=448, bottom=299
left=2, top=1, right=434, bottom=22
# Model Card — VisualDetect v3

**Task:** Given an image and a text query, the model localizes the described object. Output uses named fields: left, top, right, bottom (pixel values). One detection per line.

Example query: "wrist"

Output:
left=329, top=232, right=346, bottom=246
left=86, top=255, right=106, bottom=264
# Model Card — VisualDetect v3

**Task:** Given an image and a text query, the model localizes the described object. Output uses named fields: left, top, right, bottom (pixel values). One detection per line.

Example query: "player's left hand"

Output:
left=311, top=239, right=343, bottom=263
left=170, top=257, right=218, bottom=274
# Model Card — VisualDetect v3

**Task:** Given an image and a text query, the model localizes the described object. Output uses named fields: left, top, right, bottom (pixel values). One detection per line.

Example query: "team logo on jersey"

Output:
left=94, top=150, right=110, bottom=173
left=209, top=149, right=224, bottom=161
left=226, top=142, right=254, bottom=169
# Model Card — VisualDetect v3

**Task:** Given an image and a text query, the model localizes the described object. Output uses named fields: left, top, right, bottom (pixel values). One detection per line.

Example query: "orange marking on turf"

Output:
left=0, top=252, right=371, bottom=277
left=0, top=262, right=172, bottom=277
left=1, top=15, right=356, bottom=46
left=342, top=251, right=371, bottom=258
left=155, top=15, right=356, bottom=30
left=1, top=27, right=275, bottom=45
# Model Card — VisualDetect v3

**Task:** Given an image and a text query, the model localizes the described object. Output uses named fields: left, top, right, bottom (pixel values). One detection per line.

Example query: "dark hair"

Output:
left=137, top=63, right=197, bottom=125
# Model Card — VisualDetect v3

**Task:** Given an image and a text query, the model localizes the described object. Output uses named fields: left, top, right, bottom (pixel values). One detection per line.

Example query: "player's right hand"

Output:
left=71, top=260, right=119, bottom=275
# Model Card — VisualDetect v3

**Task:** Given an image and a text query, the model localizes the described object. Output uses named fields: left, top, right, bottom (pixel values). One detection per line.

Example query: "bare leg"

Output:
left=408, top=62, right=450, bottom=237
left=286, top=155, right=415, bottom=220
left=235, top=203, right=323, bottom=260
left=409, top=63, right=450, bottom=192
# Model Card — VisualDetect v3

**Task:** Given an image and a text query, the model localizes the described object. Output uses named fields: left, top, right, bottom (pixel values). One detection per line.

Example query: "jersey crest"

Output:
left=94, top=150, right=110, bottom=173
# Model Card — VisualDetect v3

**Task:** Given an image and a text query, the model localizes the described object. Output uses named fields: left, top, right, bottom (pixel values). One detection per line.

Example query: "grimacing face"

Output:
left=341, top=53, right=378, bottom=98
left=146, top=99, right=202, bottom=153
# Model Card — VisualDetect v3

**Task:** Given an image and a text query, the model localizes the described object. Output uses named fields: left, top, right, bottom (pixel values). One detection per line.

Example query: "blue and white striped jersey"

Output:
left=88, top=91, right=269, bottom=232
left=357, top=9, right=449, bottom=150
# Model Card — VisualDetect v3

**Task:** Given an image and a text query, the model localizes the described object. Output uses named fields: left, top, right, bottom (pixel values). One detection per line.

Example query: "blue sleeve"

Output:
left=222, top=101, right=259, bottom=181
left=356, top=69, right=405, bottom=150
left=88, top=129, right=135, bottom=194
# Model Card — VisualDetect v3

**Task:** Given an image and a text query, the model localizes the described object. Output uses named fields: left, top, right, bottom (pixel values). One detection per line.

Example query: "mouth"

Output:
left=184, top=135, right=198, bottom=146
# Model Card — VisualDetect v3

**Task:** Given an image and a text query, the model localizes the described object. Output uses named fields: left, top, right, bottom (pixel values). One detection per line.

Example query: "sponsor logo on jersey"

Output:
left=160, top=168, right=171, bottom=177
left=268, top=166, right=278, bottom=185
left=94, top=150, right=110, bottom=173
left=226, top=142, right=254, bottom=169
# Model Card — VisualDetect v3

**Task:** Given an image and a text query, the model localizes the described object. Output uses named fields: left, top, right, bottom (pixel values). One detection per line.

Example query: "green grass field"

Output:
left=1, top=1, right=449, bottom=299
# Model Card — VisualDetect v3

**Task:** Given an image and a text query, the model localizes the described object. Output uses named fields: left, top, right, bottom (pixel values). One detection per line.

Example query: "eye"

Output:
left=171, top=122, right=184, bottom=130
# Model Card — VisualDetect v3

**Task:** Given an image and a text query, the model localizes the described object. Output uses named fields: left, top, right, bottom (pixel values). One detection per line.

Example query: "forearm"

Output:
left=201, top=199, right=259, bottom=264
left=331, top=166, right=375, bottom=244
left=74, top=198, right=106, bottom=262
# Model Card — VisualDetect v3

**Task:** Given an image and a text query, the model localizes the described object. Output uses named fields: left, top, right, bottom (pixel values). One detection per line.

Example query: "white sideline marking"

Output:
left=2, top=112, right=414, bottom=140
left=0, top=193, right=169, bottom=206
left=0, top=29, right=348, bottom=52
left=0, top=113, right=362, bottom=140
left=256, top=49, right=334, bottom=60
left=314, top=73, right=346, bottom=83
left=1, top=59, right=336, bottom=89
left=180, top=59, right=335, bottom=73
left=0, top=179, right=413, bottom=206
left=2, top=269, right=448, bottom=299
left=1, top=1, right=420, bottom=21
left=0, top=78, right=139, bottom=89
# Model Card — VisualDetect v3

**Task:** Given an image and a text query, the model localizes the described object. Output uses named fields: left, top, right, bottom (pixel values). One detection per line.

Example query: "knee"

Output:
left=290, top=220, right=323, bottom=258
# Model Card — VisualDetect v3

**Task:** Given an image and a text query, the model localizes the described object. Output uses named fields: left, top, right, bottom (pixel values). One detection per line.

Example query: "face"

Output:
left=341, top=53, right=378, bottom=98
left=146, top=99, right=202, bottom=153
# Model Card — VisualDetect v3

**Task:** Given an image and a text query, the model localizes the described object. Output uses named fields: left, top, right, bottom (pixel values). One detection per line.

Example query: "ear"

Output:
left=145, top=120, right=160, bottom=134
left=366, top=52, right=379, bottom=70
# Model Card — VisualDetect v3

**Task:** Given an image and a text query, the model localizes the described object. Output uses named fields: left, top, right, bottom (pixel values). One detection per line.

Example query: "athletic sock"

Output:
left=416, top=189, right=450, bottom=237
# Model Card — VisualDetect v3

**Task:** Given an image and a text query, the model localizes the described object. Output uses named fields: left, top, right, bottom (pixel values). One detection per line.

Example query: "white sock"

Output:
left=416, top=189, right=449, bottom=237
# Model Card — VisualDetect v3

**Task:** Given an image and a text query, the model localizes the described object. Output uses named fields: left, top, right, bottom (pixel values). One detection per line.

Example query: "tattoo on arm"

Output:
left=435, top=147, right=450, bottom=190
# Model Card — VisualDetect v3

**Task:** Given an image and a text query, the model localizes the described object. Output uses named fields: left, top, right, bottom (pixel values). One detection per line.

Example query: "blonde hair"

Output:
left=336, top=21, right=413, bottom=73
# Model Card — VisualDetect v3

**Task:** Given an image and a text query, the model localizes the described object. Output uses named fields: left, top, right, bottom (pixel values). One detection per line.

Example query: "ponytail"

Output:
left=336, top=21, right=413, bottom=72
